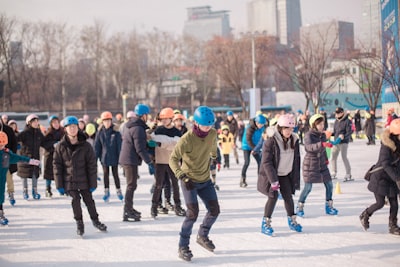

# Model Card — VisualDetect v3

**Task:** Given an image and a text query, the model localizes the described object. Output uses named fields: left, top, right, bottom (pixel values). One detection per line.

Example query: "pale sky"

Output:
left=0, top=0, right=364, bottom=36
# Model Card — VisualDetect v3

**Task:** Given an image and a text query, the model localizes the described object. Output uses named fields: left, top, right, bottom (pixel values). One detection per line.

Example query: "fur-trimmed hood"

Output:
left=381, top=129, right=397, bottom=152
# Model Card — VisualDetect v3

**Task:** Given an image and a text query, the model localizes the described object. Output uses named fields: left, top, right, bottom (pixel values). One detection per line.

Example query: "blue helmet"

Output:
left=255, top=114, right=267, bottom=125
left=193, top=106, right=215, bottom=126
left=226, top=110, right=234, bottom=116
left=134, top=104, right=150, bottom=116
left=63, top=116, right=79, bottom=127
left=48, top=115, right=59, bottom=124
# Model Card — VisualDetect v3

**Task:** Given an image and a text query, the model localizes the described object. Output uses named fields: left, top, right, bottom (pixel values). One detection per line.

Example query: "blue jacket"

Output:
left=95, top=125, right=122, bottom=166
left=241, top=119, right=264, bottom=151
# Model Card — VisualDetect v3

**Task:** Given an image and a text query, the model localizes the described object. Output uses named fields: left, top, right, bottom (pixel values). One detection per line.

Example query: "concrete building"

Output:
left=361, top=0, right=381, bottom=52
left=247, top=0, right=302, bottom=45
left=183, top=6, right=231, bottom=41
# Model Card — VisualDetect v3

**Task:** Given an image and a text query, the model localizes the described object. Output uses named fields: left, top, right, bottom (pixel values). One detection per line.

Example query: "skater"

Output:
left=330, top=107, right=353, bottom=181
left=42, top=115, right=64, bottom=198
left=95, top=111, right=123, bottom=202
left=240, top=114, right=267, bottom=187
left=364, top=109, right=376, bottom=145
left=149, top=107, right=185, bottom=218
left=359, top=118, right=400, bottom=235
left=296, top=114, right=338, bottom=217
left=354, top=109, right=362, bottom=138
left=257, top=113, right=302, bottom=236
left=169, top=106, right=220, bottom=262
left=173, top=113, right=188, bottom=135
left=224, top=111, right=239, bottom=164
left=1, top=119, right=18, bottom=206
left=0, top=131, right=40, bottom=225
left=119, top=104, right=155, bottom=222
left=218, top=125, right=234, bottom=169
left=17, top=114, right=44, bottom=200
left=53, top=116, right=107, bottom=236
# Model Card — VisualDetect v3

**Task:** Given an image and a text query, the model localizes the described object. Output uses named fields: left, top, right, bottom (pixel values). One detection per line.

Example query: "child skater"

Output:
left=296, top=114, right=338, bottom=217
left=359, top=118, right=400, bottom=235
left=54, top=116, right=107, bottom=236
left=218, top=125, right=234, bottom=169
left=169, top=106, right=220, bottom=262
left=0, top=131, right=40, bottom=225
left=257, top=113, right=302, bottom=236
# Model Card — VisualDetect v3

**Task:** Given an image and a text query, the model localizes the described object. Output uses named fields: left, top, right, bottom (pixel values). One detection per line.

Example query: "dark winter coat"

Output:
left=41, top=127, right=64, bottom=180
left=1, top=121, right=18, bottom=174
left=367, top=129, right=400, bottom=197
left=363, top=113, right=376, bottom=136
left=354, top=112, right=362, bottom=132
left=53, top=131, right=97, bottom=191
left=94, top=125, right=122, bottom=166
left=257, top=128, right=301, bottom=197
left=333, top=114, right=352, bottom=144
left=118, top=117, right=152, bottom=166
left=17, top=125, right=44, bottom=179
left=224, top=117, right=239, bottom=138
left=302, top=129, right=331, bottom=183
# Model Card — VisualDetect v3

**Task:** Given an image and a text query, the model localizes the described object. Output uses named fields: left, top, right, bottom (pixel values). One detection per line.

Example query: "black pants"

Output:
left=241, top=150, right=261, bottom=178
left=152, top=164, right=181, bottom=206
left=264, top=174, right=295, bottom=218
left=69, top=189, right=98, bottom=221
left=122, top=165, right=139, bottom=212
left=223, top=154, right=230, bottom=168
left=367, top=193, right=398, bottom=220
left=102, top=165, right=121, bottom=189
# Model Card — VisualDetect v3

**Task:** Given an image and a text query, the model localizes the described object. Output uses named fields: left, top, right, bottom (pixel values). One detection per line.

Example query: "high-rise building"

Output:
left=183, top=6, right=231, bottom=41
left=247, top=0, right=302, bottom=45
left=361, top=0, right=381, bottom=52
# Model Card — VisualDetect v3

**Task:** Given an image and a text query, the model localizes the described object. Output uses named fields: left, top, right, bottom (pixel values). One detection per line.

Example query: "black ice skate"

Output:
left=123, top=209, right=141, bottom=222
left=92, top=220, right=107, bottom=232
left=196, top=235, right=215, bottom=252
left=178, top=246, right=193, bottom=262
left=76, top=220, right=84, bottom=236
left=174, top=205, right=186, bottom=216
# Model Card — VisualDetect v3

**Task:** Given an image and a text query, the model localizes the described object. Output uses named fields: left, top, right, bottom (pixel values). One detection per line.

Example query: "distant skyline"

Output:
left=1, top=0, right=364, bottom=37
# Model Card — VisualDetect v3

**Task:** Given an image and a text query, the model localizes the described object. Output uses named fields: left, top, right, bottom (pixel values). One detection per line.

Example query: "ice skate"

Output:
left=389, top=218, right=400, bottom=236
left=261, top=217, right=274, bottom=236
left=76, top=220, right=84, bottom=236
left=288, top=215, right=302, bottom=232
left=178, top=246, right=193, bottom=262
left=150, top=205, right=158, bottom=218
left=296, top=202, right=305, bottom=217
left=23, top=188, right=29, bottom=200
left=240, top=177, right=247, bottom=188
left=102, top=188, right=110, bottom=202
left=123, top=209, right=141, bottom=222
left=174, top=205, right=186, bottom=216
left=325, top=200, right=338, bottom=215
left=45, top=186, right=53, bottom=198
left=8, top=192, right=15, bottom=206
left=165, top=201, right=174, bottom=211
left=196, top=235, right=215, bottom=252
left=116, top=189, right=123, bottom=201
left=359, top=209, right=370, bottom=231
left=0, top=210, right=9, bottom=226
left=92, top=219, right=107, bottom=232
left=32, top=188, right=41, bottom=200
left=343, top=174, right=354, bottom=182
left=157, top=204, right=168, bottom=214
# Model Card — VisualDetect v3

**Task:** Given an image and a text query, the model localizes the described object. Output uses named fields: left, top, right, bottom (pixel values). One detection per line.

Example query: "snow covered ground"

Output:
left=1, top=138, right=399, bottom=267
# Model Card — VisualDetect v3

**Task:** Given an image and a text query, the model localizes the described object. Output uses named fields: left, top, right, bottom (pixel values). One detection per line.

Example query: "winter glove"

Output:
left=17, top=143, right=21, bottom=150
left=179, top=174, right=194, bottom=191
left=148, top=163, right=155, bottom=175
left=322, top=142, right=333, bottom=148
left=89, top=187, right=96, bottom=193
left=28, top=159, right=41, bottom=166
left=57, top=188, right=65, bottom=195
left=330, top=137, right=342, bottom=146
left=147, top=140, right=160, bottom=148
left=217, top=163, right=221, bottom=172
left=271, top=181, right=280, bottom=191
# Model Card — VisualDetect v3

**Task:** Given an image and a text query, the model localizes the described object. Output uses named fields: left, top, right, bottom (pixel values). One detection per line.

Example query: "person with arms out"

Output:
left=95, top=111, right=123, bottom=202
left=41, top=115, right=64, bottom=198
left=330, top=107, right=353, bottom=181
left=53, top=116, right=107, bottom=236
left=257, top=114, right=302, bottom=236
left=296, top=114, right=338, bottom=217
left=17, top=114, right=44, bottom=200
left=240, top=114, right=267, bottom=187
left=0, top=131, right=40, bottom=225
left=359, top=118, right=400, bottom=236
left=119, top=104, right=155, bottom=222
left=169, top=106, right=220, bottom=262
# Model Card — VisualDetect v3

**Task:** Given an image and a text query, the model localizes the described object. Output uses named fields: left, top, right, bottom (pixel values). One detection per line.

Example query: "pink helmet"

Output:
left=126, top=111, right=135, bottom=119
left=26, top=114, right=39, bottom=125
left=277, top=114, right=295, bottom=128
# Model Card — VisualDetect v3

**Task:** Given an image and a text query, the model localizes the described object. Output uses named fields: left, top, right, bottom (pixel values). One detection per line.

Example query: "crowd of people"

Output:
left=0, top=104, right=399, bottom=262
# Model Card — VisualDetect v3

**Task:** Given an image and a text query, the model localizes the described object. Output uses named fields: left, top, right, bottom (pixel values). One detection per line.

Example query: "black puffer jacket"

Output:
left=302, top=129, right=331, bottom=183
left=367, top=129, right=400, bottom=197
left=17, top=125, right=44, bottom=179
left=1, top=122, right=18, bottom=174
left=119, top=117, right=152, bottom=166
left=53, top=131, right=97, bottom=191
left=42, top=127, right=64, bottom=180
left=333, top=114, right=352, bottom=144
left=257, top=128, right=301, bottom=197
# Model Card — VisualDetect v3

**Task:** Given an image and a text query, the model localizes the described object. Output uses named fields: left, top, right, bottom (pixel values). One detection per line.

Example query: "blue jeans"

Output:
left=298, top=181, right=333, bottom=203
left=179, top=179, right=220, bottom=248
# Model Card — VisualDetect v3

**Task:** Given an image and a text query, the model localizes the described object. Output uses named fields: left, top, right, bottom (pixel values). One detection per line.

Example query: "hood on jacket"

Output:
left=125, top=117, right=149, bottom=130
left=381, top=128, right=399, bottom=152
left=61, top=130, right=87, bottom=146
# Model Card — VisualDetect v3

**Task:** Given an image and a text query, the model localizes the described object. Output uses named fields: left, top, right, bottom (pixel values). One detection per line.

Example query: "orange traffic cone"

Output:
left=335, top=181, right=342, bottom=194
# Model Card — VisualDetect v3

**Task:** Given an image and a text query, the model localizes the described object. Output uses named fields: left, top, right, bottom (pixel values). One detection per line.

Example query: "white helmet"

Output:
left=26, top=114, right=39, bottom=125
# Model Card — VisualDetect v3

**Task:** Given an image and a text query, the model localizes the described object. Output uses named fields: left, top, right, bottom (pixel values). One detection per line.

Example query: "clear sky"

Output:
left=0, top=0, right=364, bottom=36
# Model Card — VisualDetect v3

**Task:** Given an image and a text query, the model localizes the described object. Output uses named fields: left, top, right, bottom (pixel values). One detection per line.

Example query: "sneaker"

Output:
left=92, top=220, right=107, bottom=232
left=178, top=246, right=193, bottom=262
left=174, top=205, right=186, bottom=216
left=196, top=235, right=215, bottom=252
